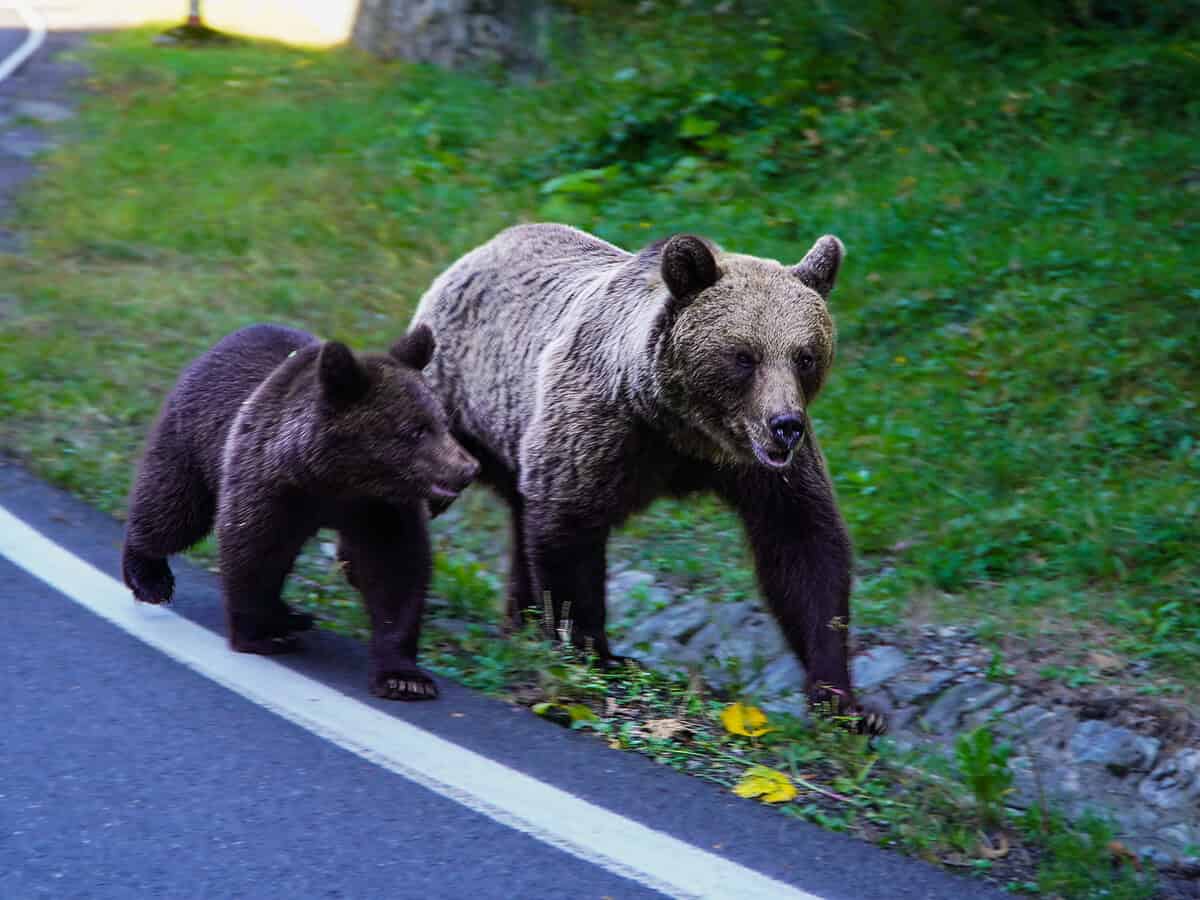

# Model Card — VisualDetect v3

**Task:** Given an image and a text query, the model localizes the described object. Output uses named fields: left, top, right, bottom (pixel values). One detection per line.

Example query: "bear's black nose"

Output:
left=769, top=413, right=806, bottom=451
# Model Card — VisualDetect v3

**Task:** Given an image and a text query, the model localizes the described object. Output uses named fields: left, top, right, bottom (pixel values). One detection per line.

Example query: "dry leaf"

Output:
left=732, top=766, right=797, bottom=803
left=643, top=718, right=691, bottom=741
left=720, top=703, right=773, bottom=737
left=1087, top=651, right=1124, bottom=674
left=977, top=831, right=1010, bottom=860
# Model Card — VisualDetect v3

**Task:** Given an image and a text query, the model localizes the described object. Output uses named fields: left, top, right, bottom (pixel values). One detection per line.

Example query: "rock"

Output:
left=710, top=613, right=787, bottom=670
left=1158, top=823, right=1200, bottom=852
left=963, top=693, right=1021, bottom=729
left=919, top=680, right=1009, bottom=733
left=851, top=645, right=908, bottom=690
left=1139, top=750, right=1200, bottom=810
left=889, top=668, right=956, bottom=704
left=685, top=602, right=754, bottom=657
left=746, top=655, right=805, bottom=699
left=12, top=100, right=74, bottom=123
left=621, top=599, right=711, bottom=647
left=761, top=695, right=809, bottom=723
left=998, top=704, right=1057, bottom=738
left=607, top=569, right=658, bottom=620
left=1069, top=720, right=1160, bottom=775
left=1138, top=845, right=1176, bottom=868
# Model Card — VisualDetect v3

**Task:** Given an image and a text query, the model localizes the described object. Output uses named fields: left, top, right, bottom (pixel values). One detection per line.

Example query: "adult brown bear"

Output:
left=122, top=324, right=478, bottom=700
left=412, top=224, right=882, bottom=732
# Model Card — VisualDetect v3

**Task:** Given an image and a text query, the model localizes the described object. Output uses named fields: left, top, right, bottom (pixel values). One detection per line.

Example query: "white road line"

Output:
left=0, top=504, right=822, bottom=900
left=0, top=1, right=47, bottom=84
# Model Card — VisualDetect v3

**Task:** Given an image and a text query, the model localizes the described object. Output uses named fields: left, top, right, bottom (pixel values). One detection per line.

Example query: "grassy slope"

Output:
left=0, top=3, right=1197, bottom=690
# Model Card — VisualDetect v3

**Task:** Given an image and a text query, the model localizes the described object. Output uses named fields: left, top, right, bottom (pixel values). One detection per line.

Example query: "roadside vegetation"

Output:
left=0, top=2, right=1194, bottom=896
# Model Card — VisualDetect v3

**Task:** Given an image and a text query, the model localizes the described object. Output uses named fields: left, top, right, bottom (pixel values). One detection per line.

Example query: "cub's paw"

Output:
left=372, top=669, right=439, bottom=701
left=230, top=633, right=302, bottom=655
left=123, top=555, right=175, bottom=605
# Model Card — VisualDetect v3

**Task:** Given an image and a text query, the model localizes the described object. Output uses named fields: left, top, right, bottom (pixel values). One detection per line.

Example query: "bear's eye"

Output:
left=796, top=353, right=816, bottom=372
left=413, top=424, right=430, bottom=441
left=733, top=351, right=757, bottom=373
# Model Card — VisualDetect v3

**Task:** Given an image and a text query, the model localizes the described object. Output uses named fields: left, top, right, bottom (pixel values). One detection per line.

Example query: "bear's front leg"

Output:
left=218, top=493, right=316, bottom=655
left=726, top=461, right=887, bottom=736
left=337, top=501, right=438, bottom=701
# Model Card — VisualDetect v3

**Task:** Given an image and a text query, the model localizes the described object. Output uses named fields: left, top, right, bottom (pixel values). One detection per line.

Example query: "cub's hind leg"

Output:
left=122, top=415, right=216, bottom=605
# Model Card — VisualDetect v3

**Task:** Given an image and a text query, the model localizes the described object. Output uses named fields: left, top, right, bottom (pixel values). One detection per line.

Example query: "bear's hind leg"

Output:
left=338, top=501, right=437, bottom=700
left=122, top=434, right=216, bottom=605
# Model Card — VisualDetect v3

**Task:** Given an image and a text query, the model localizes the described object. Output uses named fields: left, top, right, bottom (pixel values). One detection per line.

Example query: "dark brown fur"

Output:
left=121, top=324, right=478, bottom=700
left=413, top=224, right=884, bottom=732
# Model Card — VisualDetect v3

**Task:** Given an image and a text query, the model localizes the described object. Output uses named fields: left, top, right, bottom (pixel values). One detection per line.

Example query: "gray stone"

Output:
left=851, top=645, right=908, bottom=690
left=747, top=655, right=805, bottom=699
left=919, top=680, right=1009, bottom=733
left=1069, top=720, right=1160, bottom=775
left=761, top=695, right=809, bottom=722
left=1158, top=823, right=1200, bottom=852
left=686, top=603, right=754, bottom=656
left=621, top=599, right=711, bottom=648
left=607, top=569, right=657, bottom=620
left=998, top=704, right=1057, bottom=738
left=889, top=668, right=956, bottom=704
left=963, top=693, right=1021, bottom=729
left=710, top=614, right=787, bottom=670
left=12, top=99, right=74, bottom=123
left=1138, top=750, right=1200, bottom=811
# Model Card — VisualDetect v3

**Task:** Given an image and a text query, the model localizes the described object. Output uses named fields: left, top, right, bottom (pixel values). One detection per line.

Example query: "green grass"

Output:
left=0, top=6, right=1193, bottom=893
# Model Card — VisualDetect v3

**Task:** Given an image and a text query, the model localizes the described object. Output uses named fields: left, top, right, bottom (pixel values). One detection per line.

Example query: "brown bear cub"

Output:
left=413, top=223, right=884, bottom=733
left=121, top=323, right=478, bottom=700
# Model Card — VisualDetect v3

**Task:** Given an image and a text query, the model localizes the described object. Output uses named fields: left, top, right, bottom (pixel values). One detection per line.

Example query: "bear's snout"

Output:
left=768, top=412, right=806, bottom=452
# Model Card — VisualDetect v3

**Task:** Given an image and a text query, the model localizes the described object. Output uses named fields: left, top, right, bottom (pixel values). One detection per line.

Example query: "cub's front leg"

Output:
left=337, top=500, right=438, bottom=701
left=217, top=489, right=317, bottom=655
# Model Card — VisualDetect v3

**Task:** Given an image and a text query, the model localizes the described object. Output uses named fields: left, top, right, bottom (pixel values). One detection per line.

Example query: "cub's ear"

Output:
left=319, top=341, right=369, bottom=407
left=390, top=324, right=436, bottom=370
left=791, top=234, right=844, bottom=298
left=661, top=234, right=719, bottom=309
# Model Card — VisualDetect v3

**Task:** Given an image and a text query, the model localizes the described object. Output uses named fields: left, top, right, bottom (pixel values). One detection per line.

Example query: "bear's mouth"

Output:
left=428, top=482, right=462, bottom=500
left=751, top=441, right=794, bottom=470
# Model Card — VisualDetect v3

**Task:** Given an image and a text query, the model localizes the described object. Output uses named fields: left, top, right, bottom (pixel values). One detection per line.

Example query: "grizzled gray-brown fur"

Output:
left=121, top=323, right=478, bottom=700
left=412, top=223, right=884, bottom=732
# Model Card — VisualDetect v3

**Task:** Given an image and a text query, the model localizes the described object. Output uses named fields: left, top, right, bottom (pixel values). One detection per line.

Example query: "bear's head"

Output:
left=656, top=233, right=843, bottom=471
left=307, top=325, right=479, bottom=506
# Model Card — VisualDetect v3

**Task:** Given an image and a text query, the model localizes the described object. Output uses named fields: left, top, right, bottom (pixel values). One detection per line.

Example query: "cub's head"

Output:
left=655, top=233, right=843, bottom=470
left=307, top=325, right=479, bottom=506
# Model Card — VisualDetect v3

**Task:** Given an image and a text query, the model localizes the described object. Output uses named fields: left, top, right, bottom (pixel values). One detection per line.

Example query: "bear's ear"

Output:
left=390, top=324, right=436, bottom=371
left=661, top=234, right=720, bottom=309
left=319, top=341, right=369, bottom=408
left=791, top=234, right=845, bottom=298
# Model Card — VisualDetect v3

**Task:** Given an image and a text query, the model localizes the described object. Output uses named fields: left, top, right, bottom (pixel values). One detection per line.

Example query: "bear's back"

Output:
left=170, top=324, right=319, bottom=489
left=413, top=224, right=632, bottom=464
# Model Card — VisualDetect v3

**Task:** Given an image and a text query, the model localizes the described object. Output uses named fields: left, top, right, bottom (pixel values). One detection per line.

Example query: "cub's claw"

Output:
left=372, top=670, right=439, bottom=701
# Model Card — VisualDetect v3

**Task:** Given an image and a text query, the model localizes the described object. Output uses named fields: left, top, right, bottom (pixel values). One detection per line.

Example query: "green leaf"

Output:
left=679, top=115, right=719, bottom=138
